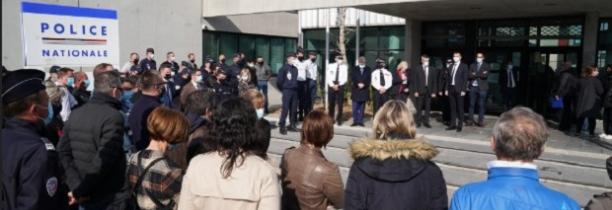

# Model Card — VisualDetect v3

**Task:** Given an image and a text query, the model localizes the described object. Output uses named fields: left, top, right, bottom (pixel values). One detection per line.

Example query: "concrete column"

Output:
left=405, top=19, right=422, bottom=67
left=583, top=12, right=599, bottom=66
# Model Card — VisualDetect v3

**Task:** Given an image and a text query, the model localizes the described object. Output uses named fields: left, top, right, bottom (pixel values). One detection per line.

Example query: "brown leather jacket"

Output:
left=281, top=145, right=344, bottom=210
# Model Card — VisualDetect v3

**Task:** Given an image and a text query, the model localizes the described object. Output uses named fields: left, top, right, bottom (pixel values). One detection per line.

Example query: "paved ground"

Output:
left=263, top=80, right=612, bottom=157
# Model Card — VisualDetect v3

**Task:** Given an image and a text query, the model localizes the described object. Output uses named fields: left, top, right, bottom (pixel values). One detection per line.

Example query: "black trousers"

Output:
left=577, top=116, right=596, bottom=135
left=279, top=89, right=298, bottom=127
left=448, top=87, right=464, bottom=128
left=604, top=108, right=612, bottom=135
left=297, top=80, right=308, bottom=119
left=328, top=85, right=345, bottom=123
left=414, top=87, right=432, bottom=125
left=374, top=91, right=390, bottom=114
left=558, top=95, right=576, bottom=132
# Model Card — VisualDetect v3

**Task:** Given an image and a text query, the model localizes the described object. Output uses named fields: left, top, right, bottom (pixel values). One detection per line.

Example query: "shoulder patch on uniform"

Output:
left=46, top=177, right=58, bottom=197
left=40, top=137, right=55, bottom=151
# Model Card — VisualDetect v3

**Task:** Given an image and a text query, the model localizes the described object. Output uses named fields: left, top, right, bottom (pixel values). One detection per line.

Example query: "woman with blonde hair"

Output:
left=344, top=100, right=448, bottom=210
left=395, top=61, right=411, bottom=101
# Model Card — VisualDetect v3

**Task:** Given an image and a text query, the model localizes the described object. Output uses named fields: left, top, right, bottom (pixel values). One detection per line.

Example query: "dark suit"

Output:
left=438, top=65, right=451, bottom=123
left=139, top=58, right=157, bottom=72
left=468, top=62, right=490, bottom=124
left=410, top=65, right=438, bottom=126
left=499, top=65, right=519, bottom=110
left=277, top=64, right=299, bottom=128
left=447, top=62, right=469, bottom=129
left=351, top=65, right=371, bottom=124
left=161, top=80, right=176, bottom=108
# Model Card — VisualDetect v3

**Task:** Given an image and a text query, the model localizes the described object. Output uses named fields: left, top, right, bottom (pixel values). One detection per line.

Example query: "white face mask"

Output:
left=150, top=54, right=155, bottom=59
left=476, top=58, right=483, bottom=63
left=195, top=76, right=203, bottom=82
left=358, top=64, right=365, bottom=68
left=241, top=75, right=249, bottom=80
left=256, top=108, right=265, bottom=119
left=453, top=57, right=460, bottom=62
left=423, top=62, right=429, bottom=66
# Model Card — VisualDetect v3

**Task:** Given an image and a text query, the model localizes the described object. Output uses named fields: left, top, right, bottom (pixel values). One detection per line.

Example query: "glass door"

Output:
left=523, top=50, right=580, bottom=117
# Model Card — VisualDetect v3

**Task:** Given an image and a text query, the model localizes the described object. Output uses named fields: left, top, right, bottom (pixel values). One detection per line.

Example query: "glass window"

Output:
left=380, top=27, right=404, bottom=50
left=495, top=27, right=525, bottom=37
left=219, top=33, right=238, bottom=64
left=448, top=23, right=466, bottom=47
left=202, top=32, right=219, bottom=58
left=567, top=25, right=582, bottom=36
left=364, top=50, right=379, bottom=68
left=304, top=30, right=325, bottom=51
left=270, top=38, right=285, bottom=74
left=239, top=35, right=256, bottom=59
left=599, top=19, right=612, bottom=47
left=598, top=50, right=612, bottom=67
left=425, top=39, right=447, bottom=48
left=540, top=39, right=559, bottom=47
left=255, top=37, right=270, bottom=61
left=386, top=50, right=405, bottom=69
left=362, top=28, right=378, bottom=50
left=529, top=26, right=538, bottom=36
left=540, top=26, right=560, bottom=36
left=285, top=38, right=296, bottom=55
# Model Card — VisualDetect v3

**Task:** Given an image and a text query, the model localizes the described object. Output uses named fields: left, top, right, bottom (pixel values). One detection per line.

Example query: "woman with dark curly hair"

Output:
left=178, top=97, right=280, bottom=210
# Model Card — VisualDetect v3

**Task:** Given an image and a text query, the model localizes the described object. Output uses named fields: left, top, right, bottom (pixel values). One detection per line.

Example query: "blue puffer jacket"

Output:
left=450, top=167, right=580, bottom=210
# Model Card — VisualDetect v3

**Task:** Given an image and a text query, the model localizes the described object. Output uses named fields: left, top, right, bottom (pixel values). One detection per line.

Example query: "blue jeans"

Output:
left=257, top=80, right=269, bottom=113
left=469, top=87, right=487, bottom=124
left=352, top=101, right=366, bottom=124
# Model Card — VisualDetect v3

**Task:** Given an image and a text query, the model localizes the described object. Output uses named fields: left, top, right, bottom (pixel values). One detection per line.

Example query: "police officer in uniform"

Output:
left=210, top=67, right=237, bottom=97
left=277, top=53, right=299, bottom=135
left=1, top=69, right=68, bottom=209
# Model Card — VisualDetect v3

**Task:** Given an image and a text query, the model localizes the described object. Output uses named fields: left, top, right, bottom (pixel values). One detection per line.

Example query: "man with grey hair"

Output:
left=58, top=70, right=129, bottom=209
left=450, top=107, right=579, bottom=210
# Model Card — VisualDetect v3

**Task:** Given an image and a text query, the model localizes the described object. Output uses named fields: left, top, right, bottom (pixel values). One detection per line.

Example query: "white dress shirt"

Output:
left=371, top=68, right=393, bottom=91
left=326, top=62, right=349, bottom=86
left=451, top=63, right=459, bottom=86
left=487, top=160, right=537, bottom=170
left=304, top=59, right=318, bottom=81
left=296, top=60, right=308, bottom=81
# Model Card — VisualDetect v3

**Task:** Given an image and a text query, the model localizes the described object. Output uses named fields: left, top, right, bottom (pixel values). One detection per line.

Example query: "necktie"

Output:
left=334, top=64, right=340, bottom=84
left=424, top=65, right=429, bottom=87
left=380, top=70, right=385, bottom=86
left=452, top=64, right=458, bottom=85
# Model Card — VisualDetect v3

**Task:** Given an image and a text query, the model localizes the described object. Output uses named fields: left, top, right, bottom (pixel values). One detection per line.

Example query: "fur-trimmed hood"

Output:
left=349, top=138, right=440, bottom=182
left=349, top=138, right=439, bottom=161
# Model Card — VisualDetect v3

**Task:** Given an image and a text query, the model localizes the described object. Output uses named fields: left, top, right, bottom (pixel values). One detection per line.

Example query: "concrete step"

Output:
left=266, top=119, right=612, bottom=206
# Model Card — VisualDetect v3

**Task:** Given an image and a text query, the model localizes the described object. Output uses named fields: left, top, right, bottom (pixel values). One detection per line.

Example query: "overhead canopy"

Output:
left=203, top=0, right=612, bottom=20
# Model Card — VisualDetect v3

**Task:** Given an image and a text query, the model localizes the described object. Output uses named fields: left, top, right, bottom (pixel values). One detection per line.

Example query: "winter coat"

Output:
left=344, top=138, right=448, bottom=210
left=576, top=76, right=604, bottom=118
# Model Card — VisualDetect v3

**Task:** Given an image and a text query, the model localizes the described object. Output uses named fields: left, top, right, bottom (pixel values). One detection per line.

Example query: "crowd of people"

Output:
left=277, top=50, right=507, bottom=134
left=1, top=46, right=611, bottom=210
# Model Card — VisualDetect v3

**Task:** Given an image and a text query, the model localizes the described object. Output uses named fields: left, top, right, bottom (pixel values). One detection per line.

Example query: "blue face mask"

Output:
left=40, top=102, right=54, bottom=126
left=122, top=90, right=134, bottom=102
left=83, top=80, right=91, bottom=89
left=66, top=77, right=75, bottom=87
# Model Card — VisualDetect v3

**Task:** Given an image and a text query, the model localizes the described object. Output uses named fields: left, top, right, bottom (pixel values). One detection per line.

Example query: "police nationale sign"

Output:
left=21, top=2, right=119, bottom=67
